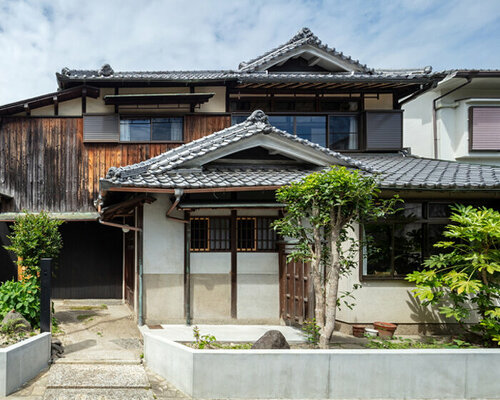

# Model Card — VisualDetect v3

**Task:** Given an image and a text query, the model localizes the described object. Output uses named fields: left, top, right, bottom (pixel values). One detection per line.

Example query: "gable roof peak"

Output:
left=238, top=27, right=371, bottom=74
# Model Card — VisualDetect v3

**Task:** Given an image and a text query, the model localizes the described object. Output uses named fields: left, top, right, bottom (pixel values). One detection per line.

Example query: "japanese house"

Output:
left=0, top=28, right=498, bottom=330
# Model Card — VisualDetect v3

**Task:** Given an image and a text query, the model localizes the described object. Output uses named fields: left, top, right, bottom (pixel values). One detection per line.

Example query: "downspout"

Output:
left=432, top=76, right=473, bottom=158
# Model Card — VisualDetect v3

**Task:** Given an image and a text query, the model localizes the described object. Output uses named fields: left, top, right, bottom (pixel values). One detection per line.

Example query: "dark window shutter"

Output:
left=83, top=114, right=120, bottom=142
left=365, top=112, right=402, bottom=150
left=471, top=107, right=500, bottom=151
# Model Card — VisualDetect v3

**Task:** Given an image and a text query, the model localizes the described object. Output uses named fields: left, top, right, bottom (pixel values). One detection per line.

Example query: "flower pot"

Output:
left=364, top=328, right=378, bottom=338
left=373, top=321, right=397, bottom=338
left=352, top=325, right=365, bottom=338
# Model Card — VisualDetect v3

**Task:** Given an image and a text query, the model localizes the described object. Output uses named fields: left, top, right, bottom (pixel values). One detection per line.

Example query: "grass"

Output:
left=70, top=304, right=108, bottom=311
left=365, top=337, right=477, bottom=349
left=185, top=341, right=253, bottom=350
left=76, top=314, right=94, bottom=322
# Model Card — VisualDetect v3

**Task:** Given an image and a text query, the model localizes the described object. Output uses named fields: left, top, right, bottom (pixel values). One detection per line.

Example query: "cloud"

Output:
left=0, top=0, right=499, bottom=104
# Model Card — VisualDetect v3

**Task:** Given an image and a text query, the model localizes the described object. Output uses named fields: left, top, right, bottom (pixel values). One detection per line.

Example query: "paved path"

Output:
left=4, top=301, right=188, bottom=400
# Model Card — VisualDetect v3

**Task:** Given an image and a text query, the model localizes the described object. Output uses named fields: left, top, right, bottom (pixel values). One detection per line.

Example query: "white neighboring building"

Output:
left=403, top=70, right=500, bottom=166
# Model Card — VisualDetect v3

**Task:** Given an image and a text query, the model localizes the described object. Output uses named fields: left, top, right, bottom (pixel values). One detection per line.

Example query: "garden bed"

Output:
left=0, top=332, right=51, bottom=396
left=145, top=331, right=500, bottom=399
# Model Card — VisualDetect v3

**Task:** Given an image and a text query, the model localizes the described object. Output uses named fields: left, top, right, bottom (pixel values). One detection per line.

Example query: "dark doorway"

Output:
left=52, top=222, right=122, bottom=299
left=124, top=229, right=135, bottom=307
left=0, top=222, right=16, bottom=283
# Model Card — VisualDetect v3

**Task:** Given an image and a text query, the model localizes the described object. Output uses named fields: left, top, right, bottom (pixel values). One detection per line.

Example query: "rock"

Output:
left=1, top=310, right=31, bottom=332
left=251, top=330, right=290, bottom=349
left=51, top=340, right=65, bottom=359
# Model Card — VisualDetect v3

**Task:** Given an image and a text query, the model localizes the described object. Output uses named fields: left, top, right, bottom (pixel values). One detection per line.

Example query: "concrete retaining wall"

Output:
left=144, top=331, right=500, bottom=399
left=0, top=332, right=51, bottom=396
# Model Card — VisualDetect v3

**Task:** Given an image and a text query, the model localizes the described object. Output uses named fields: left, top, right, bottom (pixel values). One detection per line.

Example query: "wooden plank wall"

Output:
left=0, top=115, right=231, bottom=212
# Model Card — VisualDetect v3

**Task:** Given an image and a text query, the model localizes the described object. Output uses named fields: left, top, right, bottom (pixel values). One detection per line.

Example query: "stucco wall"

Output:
left=195, top=86, right=226, bottom=113
left=142, top=196, right=280, bottom=324
left=336, top=224, right=453, bottom=326
left=364, top=93, right=393, bottom=110
left=403, top=79, right=500, bottom=165
left=143, top=194, right=185, bottom=323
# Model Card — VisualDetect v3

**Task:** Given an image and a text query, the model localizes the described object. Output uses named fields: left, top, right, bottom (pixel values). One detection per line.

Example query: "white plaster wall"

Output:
left=143, top=194, right=184, bottom=274
left=403, top=80, right=500, bottom=165
left=190, top=253, right=231, bottom=274
left=31, top=104, right=55, bottom=116
left=58, top=98, right=82, bottom=116
left=195, top=86, right=226, bottom=113
left=237, top=253, right=279, bottom=321
left=336, top=224, right=446, bottom=325
left=86, top=88, right=115, bottom=114
left=402, top=91, right=434, bottom=158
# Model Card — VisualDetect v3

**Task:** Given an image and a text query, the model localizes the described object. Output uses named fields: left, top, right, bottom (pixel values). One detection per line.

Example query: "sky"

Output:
left=0, top=0, right=499, bottom=105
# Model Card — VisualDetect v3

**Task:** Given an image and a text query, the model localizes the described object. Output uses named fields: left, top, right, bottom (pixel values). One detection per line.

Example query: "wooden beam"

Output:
left=308, top=56, right=321, bottom=66
left=81, top=87, right=87, bottom=114
left=53, top=96, right=58, bottom=116
left=230, top=210, right=237, bottom=319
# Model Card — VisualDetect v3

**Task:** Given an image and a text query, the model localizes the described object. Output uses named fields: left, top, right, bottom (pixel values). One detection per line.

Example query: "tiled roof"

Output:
left=102, top=110, right=369, bottom=189
left=101, top=112, right=500, bottom=192
left=238, top=27, right=371, bottom=73
left=57, top=69, right=435, bottom=84
left=350, top=153, right=500, bottom=190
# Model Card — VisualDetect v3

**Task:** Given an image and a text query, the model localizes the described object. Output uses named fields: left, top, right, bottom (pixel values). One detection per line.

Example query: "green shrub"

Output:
left=407, top=205, right=500, bottom=346
left=5, top=210, right=63, bottom=276
left=0, top=276, right=40, bottom=327
left=302, top=319, right=321, bottom=346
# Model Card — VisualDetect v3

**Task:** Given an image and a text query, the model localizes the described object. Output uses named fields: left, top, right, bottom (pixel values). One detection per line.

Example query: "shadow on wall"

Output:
left=0, top=222, right=16, bottom=282
left=405, top=292, right=457, bottom=335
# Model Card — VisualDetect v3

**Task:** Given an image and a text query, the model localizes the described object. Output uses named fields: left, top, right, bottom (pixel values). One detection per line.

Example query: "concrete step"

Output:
left=47, top=364, right=150, bottom=389
left=53, top=358, right=141, bottom=365
left=43, top=388, right=154, bottom=399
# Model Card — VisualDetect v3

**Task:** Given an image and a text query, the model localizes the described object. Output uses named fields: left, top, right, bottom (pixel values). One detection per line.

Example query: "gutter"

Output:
left=432, top=76, right=473, bottom=158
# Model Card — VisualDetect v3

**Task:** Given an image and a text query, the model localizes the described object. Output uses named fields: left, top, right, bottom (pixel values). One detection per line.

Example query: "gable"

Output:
left=238, top=28, right=370, bottom=74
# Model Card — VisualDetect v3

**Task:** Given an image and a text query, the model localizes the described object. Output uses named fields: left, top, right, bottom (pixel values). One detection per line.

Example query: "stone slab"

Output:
left=47, top=364, right=150, bottom=389
left=43, top=388, right=154, bottom=399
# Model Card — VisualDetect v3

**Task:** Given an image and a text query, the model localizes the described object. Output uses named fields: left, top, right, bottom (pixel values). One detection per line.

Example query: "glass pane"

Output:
left=364, top=224, right=392, bottom=276
left=274, top=100, right=295, bottom=112
left=428, top=224, right=448, bottom=256
left=237, top=218, right=256, bottom=251
left=209, top=218, right=230, bottom=251
left=191, top=219, right=209, bottom=251
left=394, top=223, right=423, bottom=275
left=256, top=217, right=277, bottom=250
left=429, top=203, right=451, bottom=218
left=268, top=116, right=294, bottom=134
left=295, top=116, right=326, bottom=147
left=152, top=118, right=183, bottom=141
left=231, top=115, right=248, bottom=125
left=394, top=202, right=422, bottom=221
left=120, top=119, right=150, bottom=141
left=329, top=116, right=358, bottom=150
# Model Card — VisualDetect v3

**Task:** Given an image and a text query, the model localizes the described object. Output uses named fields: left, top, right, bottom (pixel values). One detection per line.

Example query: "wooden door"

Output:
left=124, top=230, right=135, bottom=307
left=279, top=246, right=311, bottom=325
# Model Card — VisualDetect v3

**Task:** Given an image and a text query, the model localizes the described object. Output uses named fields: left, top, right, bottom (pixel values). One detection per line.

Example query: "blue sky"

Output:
left=0, top=0, right=499, bottom=104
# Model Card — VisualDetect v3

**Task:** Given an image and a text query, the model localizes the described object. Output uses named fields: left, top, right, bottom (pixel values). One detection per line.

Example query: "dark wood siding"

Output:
left=52, top=222, right=122, bottom=299
left=0, top=115, right=231, bottom=212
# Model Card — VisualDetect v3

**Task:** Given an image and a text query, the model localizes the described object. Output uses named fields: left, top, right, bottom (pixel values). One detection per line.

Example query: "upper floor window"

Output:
left=470, top=107, right=500, bottom=151
left=120, top=117, right=183, bottom=142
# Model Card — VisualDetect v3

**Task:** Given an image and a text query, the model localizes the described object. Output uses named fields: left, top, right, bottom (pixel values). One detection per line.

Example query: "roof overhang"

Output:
left=103, top=92, right=214, bottom=106
left=0, top=212, right=99, bottom=222
left=0, top=86, right=100, bottom=115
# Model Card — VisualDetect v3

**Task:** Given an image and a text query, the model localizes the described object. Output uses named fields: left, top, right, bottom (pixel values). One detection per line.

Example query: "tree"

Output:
left=407, top=205, right=500, bottom=346
left=274, top=166, right=399, bottom=348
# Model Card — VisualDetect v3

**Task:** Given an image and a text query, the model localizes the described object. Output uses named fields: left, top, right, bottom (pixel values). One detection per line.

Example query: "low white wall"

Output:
left=0, top=332, right=51, bottom=396
left=144, top=332, right=500, bottom=399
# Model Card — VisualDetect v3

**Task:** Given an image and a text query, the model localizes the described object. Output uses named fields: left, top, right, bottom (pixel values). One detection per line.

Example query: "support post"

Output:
left=40, top=258, right=52, bottom=333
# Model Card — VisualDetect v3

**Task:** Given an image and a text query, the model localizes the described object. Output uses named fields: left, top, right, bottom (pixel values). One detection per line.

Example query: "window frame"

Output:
left=119, top=115, right=184, bottom=144
left=231, top=112, right=361, bottom=151
left=360, top=202, right=451, bottom=281
left=189, top=216, right=278, bottom=253
left=468, top=106, right=500, bottom=152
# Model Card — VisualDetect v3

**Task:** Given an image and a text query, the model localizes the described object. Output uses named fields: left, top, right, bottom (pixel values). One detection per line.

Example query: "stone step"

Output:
left=43, top=388, right=154, bottom=400
left=53, top=359, right=141, bottom=365
left=47, top=364, right=150, bottom=389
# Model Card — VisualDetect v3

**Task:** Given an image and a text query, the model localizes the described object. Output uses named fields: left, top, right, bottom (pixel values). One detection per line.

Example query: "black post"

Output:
left=40, top=258, right=52, bottom=333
